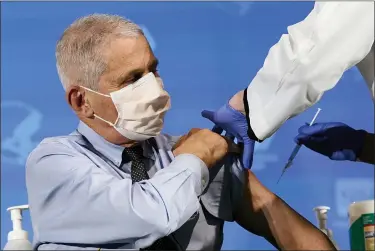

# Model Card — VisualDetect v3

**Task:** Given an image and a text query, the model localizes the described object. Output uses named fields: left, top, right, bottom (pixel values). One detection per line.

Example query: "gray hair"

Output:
left=56, top=14, right=144, bottom=90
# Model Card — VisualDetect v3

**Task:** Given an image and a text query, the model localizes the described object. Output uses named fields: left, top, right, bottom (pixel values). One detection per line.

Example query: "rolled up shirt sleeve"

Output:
left=200, top=154, right=246, bottom=222
left=26, top=140, right=208, bottom=248
left=245, top=2, right=374, bottom=140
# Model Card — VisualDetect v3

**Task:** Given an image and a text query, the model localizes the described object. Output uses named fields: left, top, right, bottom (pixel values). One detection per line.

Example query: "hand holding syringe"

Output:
left=277, top=108, right=322, bottom=183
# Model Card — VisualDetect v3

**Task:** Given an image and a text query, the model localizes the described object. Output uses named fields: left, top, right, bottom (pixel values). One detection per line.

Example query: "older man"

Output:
left=26, top=14, right=336, bottom=250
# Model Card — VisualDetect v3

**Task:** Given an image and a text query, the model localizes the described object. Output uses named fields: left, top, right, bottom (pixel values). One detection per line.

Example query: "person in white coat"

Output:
left=201, top=1, right=374, bottom=169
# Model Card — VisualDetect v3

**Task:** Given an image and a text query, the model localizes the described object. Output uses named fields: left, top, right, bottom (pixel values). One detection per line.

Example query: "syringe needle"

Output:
left=277, top=108, right=322, bottom=184
left=276, top=170, right=285, bottom=184
left=277, top=161, right=292, bottom=184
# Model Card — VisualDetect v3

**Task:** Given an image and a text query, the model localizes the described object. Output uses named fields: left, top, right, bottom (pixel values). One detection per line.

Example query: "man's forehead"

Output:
left=100, top=36, right=157, bottom=85
left=105, top=36, right=154, bottom=69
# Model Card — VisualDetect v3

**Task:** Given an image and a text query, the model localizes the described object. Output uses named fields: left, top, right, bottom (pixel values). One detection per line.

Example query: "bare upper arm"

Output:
left=233, top=175, right=280, bottom=250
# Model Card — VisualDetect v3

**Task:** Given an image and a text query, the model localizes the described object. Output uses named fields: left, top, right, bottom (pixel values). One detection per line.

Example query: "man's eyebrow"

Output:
left=126, top=58, right=159, bottom=76
left=115, top=58, right=159, bottom=84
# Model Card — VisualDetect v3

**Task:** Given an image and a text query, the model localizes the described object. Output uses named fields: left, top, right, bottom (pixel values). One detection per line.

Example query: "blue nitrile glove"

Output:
left=294, top=122, right=367, bottom=161
left=201, top=103, right=255, bottom=169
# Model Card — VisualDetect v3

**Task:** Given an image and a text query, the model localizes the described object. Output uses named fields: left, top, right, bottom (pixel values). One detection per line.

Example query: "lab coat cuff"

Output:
left=174, top=154, right=209, bottom=196
left=243, top=88, right=263, bottom=142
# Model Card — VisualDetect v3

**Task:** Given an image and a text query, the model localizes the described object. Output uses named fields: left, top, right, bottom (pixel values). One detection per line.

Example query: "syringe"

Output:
left=277, top=108, right=322, bottom=183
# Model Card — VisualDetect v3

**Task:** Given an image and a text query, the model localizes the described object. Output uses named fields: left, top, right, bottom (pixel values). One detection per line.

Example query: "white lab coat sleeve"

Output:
left=245, top=2, right=374, bottom=140
left=356, top=44, right=374, bottom=99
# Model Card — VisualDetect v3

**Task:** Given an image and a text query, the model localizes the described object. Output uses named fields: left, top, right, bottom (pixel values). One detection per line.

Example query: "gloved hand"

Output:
left=201, top=103, right=255, bottom=169
left=294, top=122, right=367, bottom=161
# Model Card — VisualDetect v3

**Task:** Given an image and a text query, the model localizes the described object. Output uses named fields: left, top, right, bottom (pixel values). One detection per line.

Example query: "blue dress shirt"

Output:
left=26, top=122, right=245, bottom=250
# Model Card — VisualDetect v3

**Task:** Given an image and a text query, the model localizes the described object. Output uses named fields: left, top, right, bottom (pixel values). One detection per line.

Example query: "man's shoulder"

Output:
left=27, top=132, right=85, bottom=166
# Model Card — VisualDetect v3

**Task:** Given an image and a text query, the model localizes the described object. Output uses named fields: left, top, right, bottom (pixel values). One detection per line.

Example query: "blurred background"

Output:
left=1, top=1, right=374, bottom=250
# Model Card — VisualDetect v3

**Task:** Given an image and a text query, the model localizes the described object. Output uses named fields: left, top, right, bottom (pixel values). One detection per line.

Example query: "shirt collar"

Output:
left=76, top=122, right=156, bottom=167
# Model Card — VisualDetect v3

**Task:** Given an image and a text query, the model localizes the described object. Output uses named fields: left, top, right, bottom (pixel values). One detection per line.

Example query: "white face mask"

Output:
left=82, top=72, right=171, bottom=141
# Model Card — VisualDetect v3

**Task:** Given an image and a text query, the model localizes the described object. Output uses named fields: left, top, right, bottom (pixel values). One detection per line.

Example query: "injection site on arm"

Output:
left=26, top=141, right=207, bottom=248
left=244, top=2, right=374, bottom=140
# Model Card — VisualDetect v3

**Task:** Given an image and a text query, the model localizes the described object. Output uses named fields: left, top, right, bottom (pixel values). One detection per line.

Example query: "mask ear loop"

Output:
left=80, top=86, right=111, bottom=97
left=93, top=114, right=116, bottom=127
left=80, top=86, right=118, bottom=127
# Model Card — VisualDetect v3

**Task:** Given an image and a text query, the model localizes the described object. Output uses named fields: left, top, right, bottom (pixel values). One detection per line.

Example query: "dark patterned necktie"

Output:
left=122, top=146, right=177, bottom=251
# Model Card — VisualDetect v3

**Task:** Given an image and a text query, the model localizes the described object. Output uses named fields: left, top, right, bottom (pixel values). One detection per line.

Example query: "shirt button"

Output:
left=202, top=179, right=206, bottom=186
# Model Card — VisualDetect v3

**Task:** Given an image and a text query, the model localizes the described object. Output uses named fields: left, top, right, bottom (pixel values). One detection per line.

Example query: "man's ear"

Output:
left=66, top=85, right=94, bottom=118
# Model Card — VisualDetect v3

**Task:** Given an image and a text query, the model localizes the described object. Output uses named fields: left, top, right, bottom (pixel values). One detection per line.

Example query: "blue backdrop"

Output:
left=1, top=2, right=374, bottom=250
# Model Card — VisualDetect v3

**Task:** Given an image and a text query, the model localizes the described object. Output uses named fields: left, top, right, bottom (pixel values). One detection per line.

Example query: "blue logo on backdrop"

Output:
left=1, top=101, right=43, bottom=166
left=215, top=2, right=254, bottom=17
left=334, top=178, right=374, bottom=219
left=252, top=136, right=279, bottom=171
left=332, top=178, right=374, bottom=229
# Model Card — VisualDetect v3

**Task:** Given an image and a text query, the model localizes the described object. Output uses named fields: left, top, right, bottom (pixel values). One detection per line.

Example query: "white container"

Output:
left=313, top=206, right=339, bottom=250
left=3, top=205, right=32, bottom=250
